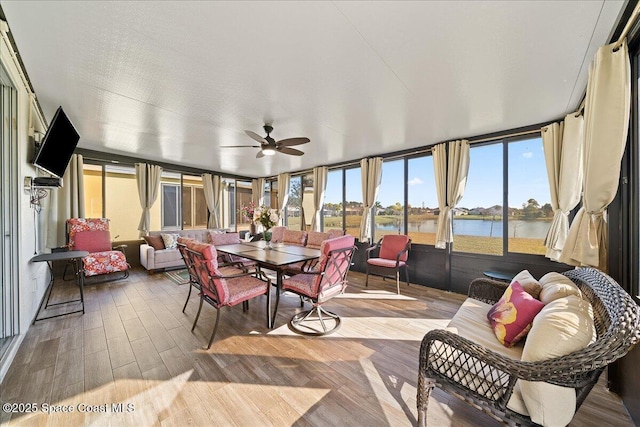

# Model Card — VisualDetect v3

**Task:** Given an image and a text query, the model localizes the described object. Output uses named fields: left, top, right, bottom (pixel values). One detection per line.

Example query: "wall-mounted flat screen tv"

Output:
left=33, top=106, right=80, bottom=178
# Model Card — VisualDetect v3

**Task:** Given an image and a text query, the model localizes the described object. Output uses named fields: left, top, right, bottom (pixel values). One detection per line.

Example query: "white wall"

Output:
left=1, top=23, right=51, bottom=379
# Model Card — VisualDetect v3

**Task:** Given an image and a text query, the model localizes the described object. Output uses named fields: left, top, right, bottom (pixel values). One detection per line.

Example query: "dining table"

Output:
left=216, top=240, right=321, bottom=327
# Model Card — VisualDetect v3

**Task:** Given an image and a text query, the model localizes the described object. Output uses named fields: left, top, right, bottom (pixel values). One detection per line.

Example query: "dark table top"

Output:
left=31, top=251, right=89, bottom=262
left=217, top=242, right=319, bottom=267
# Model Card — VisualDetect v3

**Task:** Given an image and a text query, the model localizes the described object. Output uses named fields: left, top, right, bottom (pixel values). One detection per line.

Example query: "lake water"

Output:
left=376, top=218, right=550, bottom=239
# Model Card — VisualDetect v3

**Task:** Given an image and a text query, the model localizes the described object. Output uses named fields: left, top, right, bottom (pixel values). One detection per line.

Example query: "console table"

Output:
left=31, top=250, right=89, bottom=323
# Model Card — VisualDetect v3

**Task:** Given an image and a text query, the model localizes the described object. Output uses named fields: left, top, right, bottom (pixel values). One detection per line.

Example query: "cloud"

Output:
left=522, top=152, right=533, bottom=158
left=408, top=177, right=424, bottom=185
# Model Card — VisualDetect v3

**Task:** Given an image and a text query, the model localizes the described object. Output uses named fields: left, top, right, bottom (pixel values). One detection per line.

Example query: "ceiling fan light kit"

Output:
left=221, top=124, right=310, bottom=158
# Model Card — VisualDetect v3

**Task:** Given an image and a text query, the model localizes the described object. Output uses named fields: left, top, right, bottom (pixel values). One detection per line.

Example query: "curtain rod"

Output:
left=469, top=128, right=542, bottom=144
left=614, top=0, right=640, bottom=50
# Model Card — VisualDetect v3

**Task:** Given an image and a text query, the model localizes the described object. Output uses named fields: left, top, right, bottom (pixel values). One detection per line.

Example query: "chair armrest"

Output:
left=468, top=278, right=509, bottom=304
left=113, top=244, right=127, bottom=253
left=365, top=239, right=383, bottom=258
left=394, top=240, right=411, bottom=265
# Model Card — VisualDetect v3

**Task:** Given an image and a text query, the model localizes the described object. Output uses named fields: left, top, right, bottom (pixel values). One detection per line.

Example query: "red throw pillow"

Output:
left=143, top=235, right=165, bottom=251
left=487, top=281, right=544, bottom=347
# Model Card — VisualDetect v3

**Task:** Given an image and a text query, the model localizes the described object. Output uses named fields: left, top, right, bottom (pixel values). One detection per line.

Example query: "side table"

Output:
left=31, top=250, right=89, bottom=323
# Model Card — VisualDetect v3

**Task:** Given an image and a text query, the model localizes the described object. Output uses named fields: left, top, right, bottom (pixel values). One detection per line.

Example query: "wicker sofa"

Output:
left=418, top=268, right=640, bottom=427
left=140, top=228, right=225, bottom=273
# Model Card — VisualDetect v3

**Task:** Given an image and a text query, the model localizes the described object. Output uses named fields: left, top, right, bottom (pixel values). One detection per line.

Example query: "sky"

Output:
left=323, top=137, right=551, bottom=209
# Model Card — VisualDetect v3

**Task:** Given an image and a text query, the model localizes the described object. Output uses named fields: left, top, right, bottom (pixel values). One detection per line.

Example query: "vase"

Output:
left=264, top=229, right=272, bottom=249
left=249, top=223, right=256, bottom=236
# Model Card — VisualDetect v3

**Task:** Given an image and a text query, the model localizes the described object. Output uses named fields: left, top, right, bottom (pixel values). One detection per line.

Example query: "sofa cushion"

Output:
left=161, top=233, right=180, bottom=249
left=210, top=232, right=241, bottom=246
left=283, top=229, right=307, bottom=246
left=538, top=272, right=582, bottom=304
left=143, top=235, right=165, bottom=250
left=487, top=281, right=544, bottom=347
left=519, top=295, right=595, bottom=427
left=153, top=248, right=184, bottom=265
left=510, top=270, right=542, bottom=299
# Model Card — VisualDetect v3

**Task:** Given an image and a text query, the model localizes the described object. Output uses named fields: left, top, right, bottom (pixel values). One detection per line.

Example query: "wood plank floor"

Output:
left=0, top=268, right=633, bottom=426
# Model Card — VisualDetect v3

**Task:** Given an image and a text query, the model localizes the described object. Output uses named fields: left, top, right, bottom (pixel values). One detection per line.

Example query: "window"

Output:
left=344, top=167, right=363, bottom=237
left=105, top=165, right=143, bottom=241
left=407, top=156, right=438, bottom=245
left=323, top=169, right=343, bottom=232
left=236, top=180, right=252, bottom=232
left=287, top=176, right=302, bottom=230
left=264, top=180, right=272, bottom=208
left=455, top=143, right=503, bottom=255
left=508, top=137, right=551, bottom=255
left=83, top=163, right=103, bottom=218
left=161, top=183, right=180, bottom=229
left=221, top=178, right=236, bottom=229
left=374, top=159, right=405, bottom=240
left=182, top=175, right=207, bottom=229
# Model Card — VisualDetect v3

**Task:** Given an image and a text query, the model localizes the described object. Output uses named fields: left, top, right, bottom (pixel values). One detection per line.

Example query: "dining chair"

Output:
left=365, top=234, right=411, bottom=294
left=209, top=232, right=258, bottom=272
left=275, top=235, right=356, bottom=335
left=183, top=240, right=271, bottom=349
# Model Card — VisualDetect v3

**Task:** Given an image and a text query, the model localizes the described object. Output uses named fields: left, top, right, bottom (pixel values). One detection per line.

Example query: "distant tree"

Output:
left=522, top=198, right=542, bottom=219
left=289, top=179, right=302, bottom=208
left=542, top=203, right=553, bottom=217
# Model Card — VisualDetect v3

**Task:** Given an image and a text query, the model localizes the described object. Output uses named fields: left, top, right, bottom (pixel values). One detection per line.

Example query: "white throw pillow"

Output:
left=538, top=272, right=582, bottom=304
left=519, top=295, right=595, bottom=427
left=160, top=233, right=180, bottom=249
left=511, top=270, right=542, bottom=299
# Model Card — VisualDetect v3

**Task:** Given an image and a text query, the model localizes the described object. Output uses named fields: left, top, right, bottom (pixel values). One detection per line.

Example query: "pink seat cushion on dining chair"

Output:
left=270, top=226, right=286, bottom=243
left=210, top=232, right=241, bottom=246
left=283, top=230, right=308, bottom=246
left=367, top=258, right=406, bottom=268
left=74, top=230, right=113, bottom=253
left=378, top=235, right=410, bottom=261
left=306, top=231, right=330, bottom=249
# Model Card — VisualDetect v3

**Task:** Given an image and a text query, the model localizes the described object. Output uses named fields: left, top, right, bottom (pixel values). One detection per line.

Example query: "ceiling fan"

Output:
left=222, top=124, right=310, bottom=158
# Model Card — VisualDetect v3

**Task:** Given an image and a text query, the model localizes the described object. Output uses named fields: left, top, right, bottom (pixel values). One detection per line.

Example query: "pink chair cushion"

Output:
left=270, top=226, right=286, bottom=243
left=83, top=251, right=128, bottom=276
left=210, top=232, right=241, bottom=246
left=67, top=218, right=110, bottom=248
left=306, top=231, right=330, bottom=249
left=327, top=229, right=345, bottom=239
left=74, top=230, right=112, bottom=253
left=367, top=258, right=406, bottom=268
left=283, top=230, right=308, bottom=246
left=379, top=235, right=410, bottom=262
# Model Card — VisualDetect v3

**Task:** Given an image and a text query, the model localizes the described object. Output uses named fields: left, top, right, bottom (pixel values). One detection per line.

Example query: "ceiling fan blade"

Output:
left=256, top=150, right=265, bottom=159
left=278, top=147, right=304, bottom=156
left=221, top=145, right=261, bottom=148
left=277, top=137, right=310, bottom=147
left=245, top=130, right=268, bottom=144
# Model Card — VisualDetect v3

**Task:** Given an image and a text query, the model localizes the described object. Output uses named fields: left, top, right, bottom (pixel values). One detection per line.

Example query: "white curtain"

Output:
left=252, top=177, right=265, bottom=206
left=434, top=140, right=470, bottom=249
left=310, top=166, right=328, bottom=231
left=277, top=173, right=290, bottom=225
left=135, top=163, right=162, bottom=237
left=359, top=157, right=383, bottom=242
left=561, top=40, right=630, bottom=270
left=542, top=116, right=584, bottom=261
left=46, top=154, right=85, bottom=248
left=203, top=173, right=222, bottom=228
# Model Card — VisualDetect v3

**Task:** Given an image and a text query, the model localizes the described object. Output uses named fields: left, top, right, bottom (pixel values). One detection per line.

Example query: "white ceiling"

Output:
left=2, top=1, right=625, bottom=178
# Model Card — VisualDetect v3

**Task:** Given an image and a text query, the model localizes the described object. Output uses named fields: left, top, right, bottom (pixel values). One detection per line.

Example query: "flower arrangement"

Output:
left=253, top=205, right=280, bottom=230
left=239, top=202, right=256, bottom=222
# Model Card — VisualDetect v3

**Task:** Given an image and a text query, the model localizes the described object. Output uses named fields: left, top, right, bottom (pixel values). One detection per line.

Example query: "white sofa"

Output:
left=140, top=228, right=225, bottom=273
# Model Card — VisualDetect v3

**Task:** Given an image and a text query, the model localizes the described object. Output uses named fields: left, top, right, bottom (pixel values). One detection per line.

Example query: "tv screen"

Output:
left=33, top=106, right=80, bottom=178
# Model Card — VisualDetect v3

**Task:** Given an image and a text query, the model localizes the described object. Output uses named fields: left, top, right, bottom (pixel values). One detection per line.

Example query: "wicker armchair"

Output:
left=417, top=268, right=640, bottom=426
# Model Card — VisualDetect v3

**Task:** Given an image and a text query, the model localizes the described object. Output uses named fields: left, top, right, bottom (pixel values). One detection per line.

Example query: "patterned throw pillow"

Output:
left=487, top=281, right=544, bottom=347
left=160, top=233, right=180, bottom=249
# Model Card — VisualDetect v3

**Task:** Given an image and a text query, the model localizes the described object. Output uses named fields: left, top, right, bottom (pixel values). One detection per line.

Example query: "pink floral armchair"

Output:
left=67, top=218, right=129, bottom=279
